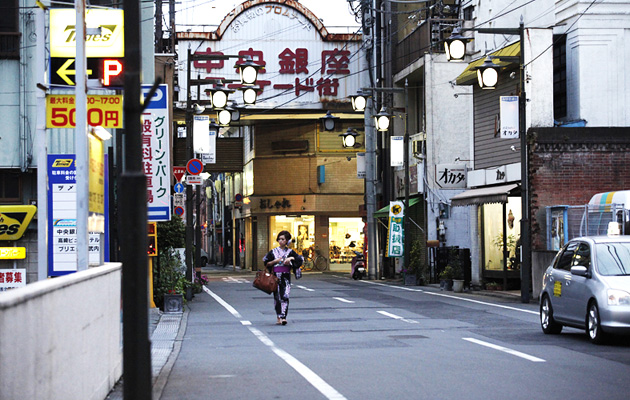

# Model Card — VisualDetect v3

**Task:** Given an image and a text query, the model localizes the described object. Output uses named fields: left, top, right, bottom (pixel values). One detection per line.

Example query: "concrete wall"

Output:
left=0, top=263, right=122, bottom=400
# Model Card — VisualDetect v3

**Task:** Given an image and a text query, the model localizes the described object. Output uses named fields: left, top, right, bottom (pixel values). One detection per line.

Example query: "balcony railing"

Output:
left=394, top=18, right=462, bottom=75
left=0, top=33, right=20, bottom=59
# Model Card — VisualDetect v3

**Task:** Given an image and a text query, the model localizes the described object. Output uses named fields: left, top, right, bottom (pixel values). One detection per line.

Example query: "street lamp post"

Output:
left=185, top=50, right=260, bottom=281
left=445, top=21, right=530, bottom=303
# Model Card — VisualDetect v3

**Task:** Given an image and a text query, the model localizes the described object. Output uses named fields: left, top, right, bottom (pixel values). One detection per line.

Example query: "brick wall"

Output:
left=529, top=127, right=630, bottom=249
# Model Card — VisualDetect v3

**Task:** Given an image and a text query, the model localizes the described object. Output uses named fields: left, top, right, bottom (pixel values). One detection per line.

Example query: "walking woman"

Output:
left=262, top=230, right=303, bottom=325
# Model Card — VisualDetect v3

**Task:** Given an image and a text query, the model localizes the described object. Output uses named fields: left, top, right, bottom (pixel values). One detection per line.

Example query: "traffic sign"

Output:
left=174, top=206, right=184, bottom=217
left=173, top=194, right=184, bottom=207
left=173, top=166, right=186, bottom=182
left=186, top=158, right=203, bottom=175
left=186, top=175, right=203, bottom=185
left=174, top=182, right=184, bottom=194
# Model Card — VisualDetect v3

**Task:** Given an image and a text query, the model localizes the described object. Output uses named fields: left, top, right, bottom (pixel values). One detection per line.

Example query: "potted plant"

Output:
left=439, top=265, right=454, bottom=291
left=449, top=248, right=465, bottom=293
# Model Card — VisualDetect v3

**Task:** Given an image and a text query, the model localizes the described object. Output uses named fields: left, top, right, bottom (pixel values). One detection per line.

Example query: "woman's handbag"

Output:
left=253, top=270, right=279, bottom=294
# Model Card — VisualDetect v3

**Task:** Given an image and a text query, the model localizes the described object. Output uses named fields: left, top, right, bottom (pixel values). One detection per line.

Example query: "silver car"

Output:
left=540, top=236, right=630, bottom=343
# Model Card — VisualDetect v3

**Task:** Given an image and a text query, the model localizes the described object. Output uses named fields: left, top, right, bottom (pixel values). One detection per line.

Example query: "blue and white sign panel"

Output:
left=142, top=84, right=171, bottom=221
left=174, top=182, right=185, bottom=194
left=499, top=96, right=519, bottom=139
left=47, top=154, right=110, bottom=276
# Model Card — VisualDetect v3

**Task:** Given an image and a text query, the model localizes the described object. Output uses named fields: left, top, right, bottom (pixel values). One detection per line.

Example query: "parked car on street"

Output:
left=540, top=235, right=630, bottom=343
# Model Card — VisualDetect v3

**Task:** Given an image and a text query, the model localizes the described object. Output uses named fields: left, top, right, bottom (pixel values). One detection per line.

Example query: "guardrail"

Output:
left=0, top=263, right=122, bottom=400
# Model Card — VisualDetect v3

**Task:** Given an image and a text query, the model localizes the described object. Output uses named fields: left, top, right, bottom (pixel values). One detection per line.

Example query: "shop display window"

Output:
left=269, top=215, right=315, bottom=256
left=482, top=198, right=521, bottom=271
left=329, top=218, right=365, bottom=264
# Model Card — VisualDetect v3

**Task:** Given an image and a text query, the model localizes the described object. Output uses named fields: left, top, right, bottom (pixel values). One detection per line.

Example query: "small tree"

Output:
left=157, top=215, right=186, bottom=253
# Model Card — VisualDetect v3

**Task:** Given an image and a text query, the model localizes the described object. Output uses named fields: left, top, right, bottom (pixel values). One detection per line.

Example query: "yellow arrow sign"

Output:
left=56, top=59, right=93, bottom=85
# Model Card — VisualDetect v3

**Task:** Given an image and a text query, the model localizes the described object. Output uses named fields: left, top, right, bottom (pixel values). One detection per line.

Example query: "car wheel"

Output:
left=587, top=301, right=607, bottom=344
left=540, top=295, right=563, bottom=334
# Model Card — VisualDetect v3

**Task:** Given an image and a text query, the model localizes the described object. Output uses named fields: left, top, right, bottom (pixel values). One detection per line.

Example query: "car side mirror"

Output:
left=571, top=265, right=590, bottom=278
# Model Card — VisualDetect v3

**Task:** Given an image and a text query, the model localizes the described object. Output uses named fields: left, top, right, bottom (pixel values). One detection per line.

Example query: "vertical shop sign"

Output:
left=142, top=84, right=171, bottom=221
left=391, top=136, right=404, bottom=167
left=499, top=96, right=519, bottom=139
left=386, top=201, right=404, bottom=257
left=47, top=155, right=109, bottom=276
left=356, top=152, right=366, bottom=178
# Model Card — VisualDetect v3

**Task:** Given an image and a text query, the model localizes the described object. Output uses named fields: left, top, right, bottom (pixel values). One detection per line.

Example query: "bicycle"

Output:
left=301, top=248, right=328, bottom=272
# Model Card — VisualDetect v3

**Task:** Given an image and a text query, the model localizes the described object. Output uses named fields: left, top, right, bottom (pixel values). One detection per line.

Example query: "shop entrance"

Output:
left=269, top=215, right=315, bottom=255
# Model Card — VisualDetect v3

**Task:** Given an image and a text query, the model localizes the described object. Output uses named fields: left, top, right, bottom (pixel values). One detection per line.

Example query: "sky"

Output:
left=175, top=0, right=361, bottom=32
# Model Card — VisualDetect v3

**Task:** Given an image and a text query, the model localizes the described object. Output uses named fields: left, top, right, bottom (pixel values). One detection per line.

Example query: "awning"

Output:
left=373, top=197, right=422, bottom=218
left=450, top=183, right=519, bottom=207
left=456, top=42, right=520, bottom=86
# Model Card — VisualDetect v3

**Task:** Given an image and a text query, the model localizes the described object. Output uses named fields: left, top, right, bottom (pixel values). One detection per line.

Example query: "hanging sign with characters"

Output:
left=387, top=201, right=404, bottom=257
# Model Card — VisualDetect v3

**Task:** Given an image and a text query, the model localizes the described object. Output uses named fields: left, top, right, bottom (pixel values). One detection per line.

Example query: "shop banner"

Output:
left=391, top=136, right=404, bottom=167
left=0, top=269, right=26, bottom=291
left=193, top=115, right=210, bottom=154
left=356, top=152, right=365, bottom=178
left=142, top=84, right=171, bottom=222
left=500, top=96, right=519, bottom=139
left=386, top=201, right=404, bottom=257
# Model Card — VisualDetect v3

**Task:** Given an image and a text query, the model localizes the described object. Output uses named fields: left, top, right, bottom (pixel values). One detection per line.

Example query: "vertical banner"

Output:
left=193, top=115, right=210, bottom=154
left=356, top=152, right=366, bottom=178
left=88, top=134, right=106, bottom=232
left=203, top=126, right=217, bottom=164
left=391, top=136, right=404, bottom=167
left=499, top=96, right=519, bottom=139
left=142, top=84, right=171, bottom=222
left=47, top=154, right=109, bottom=276
left=386, top=201, right=404, bottom=257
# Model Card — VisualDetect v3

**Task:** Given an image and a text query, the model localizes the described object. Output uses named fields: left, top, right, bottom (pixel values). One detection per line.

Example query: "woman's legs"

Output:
left=273, top=272, right=291, bottom=322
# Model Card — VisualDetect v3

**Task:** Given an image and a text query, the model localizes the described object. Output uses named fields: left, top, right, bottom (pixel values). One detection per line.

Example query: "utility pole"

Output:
left=121, top=0, right=151, bottom=398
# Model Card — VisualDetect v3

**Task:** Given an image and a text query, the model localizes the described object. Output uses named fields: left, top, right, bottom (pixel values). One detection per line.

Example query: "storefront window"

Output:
left=269, top=215, right=315, bottom=255
left=329, top=217, right=365, bottom=265
left=482, top=198, right=521, bottom=271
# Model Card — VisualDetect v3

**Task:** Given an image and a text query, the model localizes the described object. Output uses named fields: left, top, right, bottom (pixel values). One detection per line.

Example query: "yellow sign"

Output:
left=0, top=248, right=26, bottom=259
left=0, top=205, right=37, bottom=241
left=52, top=159, right=74, bottom=168
left=46, top=94, right=123, bottom=129
left=50, top=9, right=124, bottom=58
left=88, top=134, right=105, bottom=215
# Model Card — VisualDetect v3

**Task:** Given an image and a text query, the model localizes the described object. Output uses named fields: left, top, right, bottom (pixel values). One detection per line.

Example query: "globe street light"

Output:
left=475, top=57, right=500, bottom=89
left=340, top=127, right=358, bottom=148
left=444, top=28, right=472, bottom=62
left=320, top=110, right=339, bottom=131
left=374, top=107, right=391, bottom=131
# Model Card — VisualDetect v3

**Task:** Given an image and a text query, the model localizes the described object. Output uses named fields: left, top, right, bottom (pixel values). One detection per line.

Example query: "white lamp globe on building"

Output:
left=475, top=57, right=500, bottom=89
left=217, top=109, right=232, bottom=126
left=236, top=56, right=260, bottom=85
left=444, top=28, right=471, bottom=62
left=206, top=82, right=234, bottom=109
left=340, top=128, right=358, bottom=148
left=374, top=107, right=391, bottom=131
left=241, top=86, right=259, bottom=105
left=351, top=91, right=369, bottom=112
left=320, top=110, right=339, bottom=131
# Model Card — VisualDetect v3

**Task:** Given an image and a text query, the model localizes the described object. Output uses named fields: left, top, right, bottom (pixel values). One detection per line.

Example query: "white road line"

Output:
left=202, top=286, right=242, bottom=318
left=222, top=277, right=248, bottom=283
left=296, top=285, right=315, bottom=292
left=249, top=327, right=347, bottom=400
left=333, top=297, right=355, bottom=303
left=204, top=287, right=347, bottom=400
left=377, top=310, right=419, bottom=324
left=361, top=280, right=538, bottom=315
left=463, top=337, right=546, bottom=363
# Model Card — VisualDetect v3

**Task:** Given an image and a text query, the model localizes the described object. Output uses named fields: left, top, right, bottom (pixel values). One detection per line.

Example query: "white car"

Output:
left=540, top=236, right=630, bottom=343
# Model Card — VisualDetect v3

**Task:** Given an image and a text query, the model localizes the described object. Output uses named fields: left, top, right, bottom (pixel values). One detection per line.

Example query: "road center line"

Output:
left=333, top=297, right=355, bottom=303
left=463, top=337, right=546, bottom=362
left=361, top=280, right=538, bottom=315
left=204, top=287, right=347, bottom=400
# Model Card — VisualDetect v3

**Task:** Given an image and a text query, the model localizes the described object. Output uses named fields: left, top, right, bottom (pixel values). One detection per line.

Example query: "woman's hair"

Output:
left=277, top=230, right=292, bottom=242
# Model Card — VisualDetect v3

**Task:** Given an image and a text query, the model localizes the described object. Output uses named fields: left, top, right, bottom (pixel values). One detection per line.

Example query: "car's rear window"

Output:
left=596, top=242, right=630, bottom=276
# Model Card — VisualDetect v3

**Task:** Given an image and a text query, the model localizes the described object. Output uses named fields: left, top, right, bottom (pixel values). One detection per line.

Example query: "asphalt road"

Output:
left=158, top=273, right=630, bottom=400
